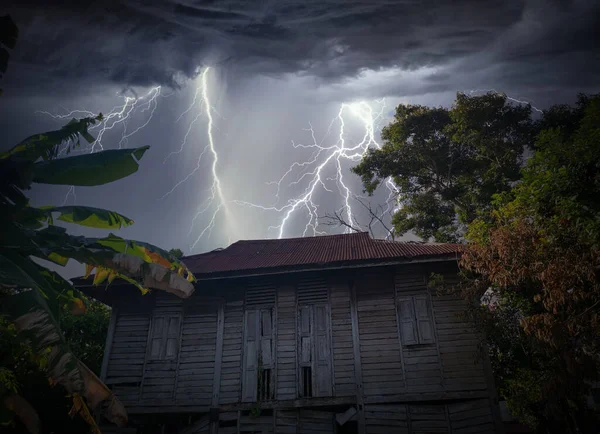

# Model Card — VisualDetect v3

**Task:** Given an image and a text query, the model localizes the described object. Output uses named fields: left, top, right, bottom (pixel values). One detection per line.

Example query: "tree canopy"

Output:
left=459, top=94, right=600, bottom=432
left=352, top=92, right=535, bottom=242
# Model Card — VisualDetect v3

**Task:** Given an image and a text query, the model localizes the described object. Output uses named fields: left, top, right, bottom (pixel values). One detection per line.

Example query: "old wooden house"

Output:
left=82, top=232, right=502, bottom=433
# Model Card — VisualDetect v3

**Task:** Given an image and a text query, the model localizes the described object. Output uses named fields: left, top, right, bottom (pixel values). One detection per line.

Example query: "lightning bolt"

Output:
left=234, top=99, right=398, bottom=239
left=468, top=88, right=543, bottom=114
left=37, top=86, right=162, bottom=204
left=161, top=67, right=232, bottom=249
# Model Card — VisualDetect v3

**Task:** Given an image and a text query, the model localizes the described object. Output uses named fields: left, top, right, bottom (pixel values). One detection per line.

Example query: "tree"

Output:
left=0, top=15, right=18, bottom=96
left=352, top=92, right=535, bottom=242
left=0, top=16, right=196, bottom=432
left=460, top=94, right=600, bottom=432
left=321, top=197, right=396, bottom=240
left=61, top=296, right=111, bottom=375
left=1, top=296, right=110, bottom=434
left=168, top=248, right=185, bottom=259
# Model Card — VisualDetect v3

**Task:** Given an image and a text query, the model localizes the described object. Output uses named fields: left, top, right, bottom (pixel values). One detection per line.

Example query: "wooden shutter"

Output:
left=260, top=309, right=274, bottom=368
left=164, top=316, right=181, bottom=359
left=242, top=309, right=259, bottom=402
left=313, top=304, right=332, bottom=397
left=298, top=306, right=312, bottom=397
left=149, top=316, right=165, bottom=360
left=414, top=295, right=435, bottom=344
left=397, top=298, right=418, bottom=346
left=148, top=315, right=181, bottom=360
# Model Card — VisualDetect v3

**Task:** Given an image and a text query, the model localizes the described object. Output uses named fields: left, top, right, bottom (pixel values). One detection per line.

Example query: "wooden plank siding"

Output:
left=356, top=269, right=405, bottom=398
left=105, top=311, right=149, bottom=405
left=394, top=268, right=444, bottom=394
left=219, top=289, right=244, bottom=405
left=141, top=293, right=183, bottom=402
left=100, top=262, right=499, bottom=434
left=364, top=404, right=410, bottom=434
left=277, top=284, right=297, bottom=400
left=329, top=279, right=355, bottom=397
left=448, top=399, right=496, bottom=433
left=174, top=295, right=219, bottom=406
left=429, top=271, right=488, bottom=393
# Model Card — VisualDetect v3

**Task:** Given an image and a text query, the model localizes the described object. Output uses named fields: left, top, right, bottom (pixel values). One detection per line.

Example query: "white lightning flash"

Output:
left=234, top=99, right=397, bottom=239
left=38, top=86, right=162, bottom=204
left=161, top=67, right=232, bottom=249
left=468, top=89, right=543, bottom=114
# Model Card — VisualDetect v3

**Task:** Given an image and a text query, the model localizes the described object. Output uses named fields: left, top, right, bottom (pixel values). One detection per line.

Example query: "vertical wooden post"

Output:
left=100, top=306, right=118, bottom=382
left=210, top=300, right=226, bottom=434
left=482, top=344, right=506, bottom=434
left=349, top=279, right=366, bottom=434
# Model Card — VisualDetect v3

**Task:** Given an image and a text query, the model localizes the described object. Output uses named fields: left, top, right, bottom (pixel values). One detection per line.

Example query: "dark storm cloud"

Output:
left=2, top=0, right=599, bottom=99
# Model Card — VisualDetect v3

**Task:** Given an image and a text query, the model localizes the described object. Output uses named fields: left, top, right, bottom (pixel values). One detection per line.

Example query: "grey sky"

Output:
left=1, top=0, right=599, bottom=276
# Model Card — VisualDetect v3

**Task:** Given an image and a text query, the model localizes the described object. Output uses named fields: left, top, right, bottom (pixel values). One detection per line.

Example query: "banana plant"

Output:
left=0, top=97, right=196, bottom=432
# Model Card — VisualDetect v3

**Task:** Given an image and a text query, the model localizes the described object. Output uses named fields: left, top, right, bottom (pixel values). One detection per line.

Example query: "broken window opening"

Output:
left=257, top=368, right=272, bottom=401
left=302, top=366, right=313, bottom=397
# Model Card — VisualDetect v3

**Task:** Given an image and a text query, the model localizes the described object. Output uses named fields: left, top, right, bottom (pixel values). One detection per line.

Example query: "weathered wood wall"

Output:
left=355, top=269, right=405, bottom=398
left=394, top=268, right=444, bottom=394
left=102, top=261, right=499, bottom=433
left=329, top=279, right=355, bottom=397
left=219, top=289, right=244, bottom=405
left=277, top=284, right=297, bottom=400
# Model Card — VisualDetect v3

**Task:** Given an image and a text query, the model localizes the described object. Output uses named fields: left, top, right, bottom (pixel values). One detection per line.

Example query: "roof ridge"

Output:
left=182, top=232, right=371, bottom=259
left=235, top=231, right=369, bottom=244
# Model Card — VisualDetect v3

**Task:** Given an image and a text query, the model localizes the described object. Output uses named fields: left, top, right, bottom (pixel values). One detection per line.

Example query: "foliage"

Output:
left=352, top=92, right=535, bottom=242
left=0, top=16, right=196, bottom=432
left=0, top=15, right=18, bottom=96
left=168, top=248, right=185, bottom=259
left=459, top=94, right=600, bottom=432
left=61, top=297, right=110, bottom=375
left=0, top=298, right=110, bottom=434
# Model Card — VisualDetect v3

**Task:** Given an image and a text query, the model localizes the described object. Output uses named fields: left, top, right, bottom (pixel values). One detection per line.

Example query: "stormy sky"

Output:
left=2, top=0, right=599, bottom=275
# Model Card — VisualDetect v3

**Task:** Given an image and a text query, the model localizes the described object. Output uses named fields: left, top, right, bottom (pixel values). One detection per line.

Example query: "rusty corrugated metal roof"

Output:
left=184, top=232, right=461, bottom=277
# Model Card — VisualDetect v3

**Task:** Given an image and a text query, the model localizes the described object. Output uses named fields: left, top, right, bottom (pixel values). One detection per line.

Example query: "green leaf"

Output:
left=32, top=146, right=150, bottom=186
left=1, top=287, right=128, bottom=427
left=0, top=252, right=52, bottom=299
left=46, top=206, right=134, bottom=229
left=0, top=15, right=19, bottom=50
left=2, top=394, right=41, bottom=434
left=46, top=252, right=69, bottom=266
left=1, top=116, right=102, bottom=162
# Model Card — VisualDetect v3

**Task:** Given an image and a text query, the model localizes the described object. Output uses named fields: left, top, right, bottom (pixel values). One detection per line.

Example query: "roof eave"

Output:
left=190, top=253, right=460, bottom=281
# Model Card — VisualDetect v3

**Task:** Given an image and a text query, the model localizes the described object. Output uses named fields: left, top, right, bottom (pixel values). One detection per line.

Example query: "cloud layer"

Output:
left=4, top=0, right=599, bottom=103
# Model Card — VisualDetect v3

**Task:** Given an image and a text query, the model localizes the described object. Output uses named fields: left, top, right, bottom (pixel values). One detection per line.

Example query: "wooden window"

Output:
left=397, top=295, right=435, bottom=346
left=242, top=308, right=275, bottom=402
left=298, top=303, right=333, bottom=398
left=148, top=314, right=181, bottom=361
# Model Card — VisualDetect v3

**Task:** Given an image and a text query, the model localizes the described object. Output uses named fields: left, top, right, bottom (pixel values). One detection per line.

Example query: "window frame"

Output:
left=396, top=294, right=435, bottom=347
left=297, top=302, right=333, bottom=398
left=147, top=314, right=182, bottom=361
left=242, top=307, right=276, bottom=402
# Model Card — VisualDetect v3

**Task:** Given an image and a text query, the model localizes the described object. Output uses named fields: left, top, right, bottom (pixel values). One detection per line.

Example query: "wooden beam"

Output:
left=100, top=306, right=118, bottom=382
left=349, top=278, right=366, bottom=434
left=218, top=395, right=357, bottom=412
left=212, top=300, right=225, bottom=407
left=210, top=300, right=226, bottom=434
left=362, top=390, right=489, bottom=404
left=481, top=343, right=506, bottom=434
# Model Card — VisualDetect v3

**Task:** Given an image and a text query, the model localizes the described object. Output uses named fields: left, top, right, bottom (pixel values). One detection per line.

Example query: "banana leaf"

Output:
left=32, top=226, right=193, bottom=277
left=91, top=233, right=195, bottom=280
left=33, top=146, right=149, bottom=186
left=2, top=394, right=41, bottom=434
left=93, top=254, right=195, bottom=298
left=43, top=206, right=134, bottom=229
left=1, top=116, right=102, bottom=162
left=1, top=271, right=127, bottom=428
